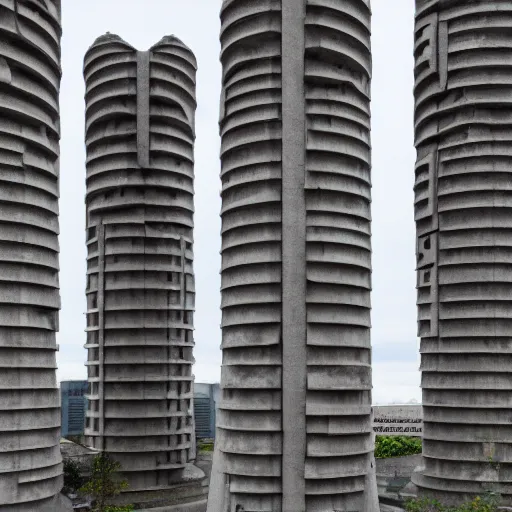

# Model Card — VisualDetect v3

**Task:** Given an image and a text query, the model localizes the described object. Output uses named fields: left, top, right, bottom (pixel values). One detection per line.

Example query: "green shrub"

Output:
left=104, top=506, right=134, bottom=512
left=374, top=435, right=422, bottom=458
left=198, top=441, right=214, bottom=452
left=79, top=453, right=129, bottom=512
left=405, top=493, right=500, bottom=512
left=63, top=458, right=86, bottom=494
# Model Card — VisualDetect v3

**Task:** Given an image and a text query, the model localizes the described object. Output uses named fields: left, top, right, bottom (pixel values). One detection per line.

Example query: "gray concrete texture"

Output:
left=208, top=1, right=376, bottom=511
left=0, top=1, right=70, bottom=510
left=83, top=33, right=198, bottom=492
left=412, top=0, right=512, bottom=505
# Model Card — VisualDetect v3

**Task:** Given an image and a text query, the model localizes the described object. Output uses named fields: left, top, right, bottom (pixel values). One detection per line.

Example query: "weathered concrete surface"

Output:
left=83, top=33, right=197, bottom=492
left=208, top=1, right=375, bottom=511
left=379, top=505, right=405, bottom=512
left=135, top=500, right=207, bottom=512
left=0, top=1, right=69, bottom=510
left=412, top=0, right=512, bottom=505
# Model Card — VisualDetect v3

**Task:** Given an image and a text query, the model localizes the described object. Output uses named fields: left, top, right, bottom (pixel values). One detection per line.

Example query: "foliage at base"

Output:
left=104, top=506, right=135, bottom=512
left=198, top=441, right=214, bottom=453
left=374, top=435, right=422, bottom=458
left=405, top=493, right=501, bottom=512
left=79, top=453, right=129, bottom=512
left=63, top=458, right=86, bottom=494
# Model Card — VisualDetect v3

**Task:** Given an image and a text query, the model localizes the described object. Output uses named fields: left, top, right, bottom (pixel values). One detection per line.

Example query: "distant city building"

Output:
left=372, top=405, right=423, bottom=437
left=193, top=383, right=220, bottom=439
left=61, top=381, right=88, bottom=437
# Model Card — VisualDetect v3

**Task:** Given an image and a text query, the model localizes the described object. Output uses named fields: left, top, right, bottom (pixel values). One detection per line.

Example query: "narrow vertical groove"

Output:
left=84, top=33, right=197, bottom=492
left=281, top=0, right=307, bottom=510
left=136, top=51, right=150, bottom=168
left=413, top=0, right=512, bottom=505
left=0, top=0, right=65, bottom=510
left=97, top=223, right=106, bottom=450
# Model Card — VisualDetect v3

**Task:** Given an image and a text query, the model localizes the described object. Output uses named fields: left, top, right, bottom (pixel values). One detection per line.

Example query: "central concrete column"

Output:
left=281, top=1, right=307, bottom=510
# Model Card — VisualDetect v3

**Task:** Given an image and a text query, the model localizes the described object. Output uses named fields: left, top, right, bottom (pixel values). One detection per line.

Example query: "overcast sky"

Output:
left=56, top=0, right=420, bottom=404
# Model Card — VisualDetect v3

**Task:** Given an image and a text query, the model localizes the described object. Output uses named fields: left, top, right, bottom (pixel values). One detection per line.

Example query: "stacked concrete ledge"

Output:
left=83, top=33, right=198, bottom=492
left=208, top=1, right=375, bottom=511
left=0, top=1, right=69, bottom=511
left=412, top=0, right=512, bottom=504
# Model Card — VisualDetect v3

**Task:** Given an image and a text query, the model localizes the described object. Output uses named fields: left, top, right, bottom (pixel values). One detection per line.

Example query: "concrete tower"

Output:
left=208, top=1, right=376, bottom=511
left=83, top=34, right=197, bottom=492
left=0, top=1, right=70, bottom=511
left=412, top=0, right=512, bottom=504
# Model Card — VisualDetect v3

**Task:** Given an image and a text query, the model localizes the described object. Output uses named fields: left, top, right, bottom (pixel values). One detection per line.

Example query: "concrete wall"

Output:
left=0, top=1, right=68, bottom=510
left=412, top=0, right=512, bottom=504
left=83, top=33, right=197, bottom=492
left=208, top=1, right=375, bottom=511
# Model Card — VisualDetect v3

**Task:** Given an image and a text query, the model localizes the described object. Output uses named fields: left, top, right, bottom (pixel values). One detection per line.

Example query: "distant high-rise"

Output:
left=0, top=1, right=69, bottom=511
left=83, top=34, right=197, bottom=491
left=61, top=381, right=88, bottom=438
left=208, top=1, right=376, bottom=511
left=412, top=0, right=512, bottom=504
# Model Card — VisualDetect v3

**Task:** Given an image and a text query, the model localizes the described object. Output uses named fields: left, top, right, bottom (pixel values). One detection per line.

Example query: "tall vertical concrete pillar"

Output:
left=412, top=0, right=512, bottom=504
left=0, top=1, right=69, bottom=511
left=208, top=1, right=376, bottom=511
left=83, top=34, right=197, bottom=492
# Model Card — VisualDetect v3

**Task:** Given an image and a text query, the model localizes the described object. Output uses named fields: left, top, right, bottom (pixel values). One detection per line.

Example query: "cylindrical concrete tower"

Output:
left=413, top=0, right=512, bottom=504
left=0, top=2, right=68, bottom=511
left=83, top=34, right=197, bottom=492
left=208, top=1, right=376, bottom=511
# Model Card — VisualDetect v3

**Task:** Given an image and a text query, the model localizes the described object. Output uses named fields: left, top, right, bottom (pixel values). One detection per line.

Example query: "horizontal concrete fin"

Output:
left=222, top=324, right=281, bottom=348
left=306, top=416, right=372, bottom=434
left=307, top=365, right=371, bottom=390
left=221, top=365, right=281, bottom=389
left=221, top=345, right=282, bottom=366
left=218, top=389, right=281, bottom=411
left=223, top=452, right=281, bottom=478
left=217, top=409, right=281, bottom=432
left=219, top=430, right=281, bottom=455
left=305, top=453, right=369, bottom=479
left=306, top=323, right=370, bottom=348
left=307, top=434, right=372, bottom=457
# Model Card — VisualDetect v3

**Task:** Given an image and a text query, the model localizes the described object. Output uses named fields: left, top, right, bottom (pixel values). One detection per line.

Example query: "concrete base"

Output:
left=365, top=456, right=381, bottom=512
left=380, top=505, right=405, bottom=512
left=135, top=500, right=207, bottom=512
left=1, top=494, right=73, bottom=512
left=32, top=494, right=73, bottom=512
left=113, top=464, right=207, bottom=509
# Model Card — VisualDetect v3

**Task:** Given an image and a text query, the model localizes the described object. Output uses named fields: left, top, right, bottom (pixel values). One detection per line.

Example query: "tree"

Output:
left=63, top=458, right=85, bottom=494
left=79, top=453, right=129, bottom=512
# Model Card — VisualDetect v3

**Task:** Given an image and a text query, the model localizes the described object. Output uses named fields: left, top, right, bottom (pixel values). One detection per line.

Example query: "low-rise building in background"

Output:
left=193, top=383, right=220, bottom=440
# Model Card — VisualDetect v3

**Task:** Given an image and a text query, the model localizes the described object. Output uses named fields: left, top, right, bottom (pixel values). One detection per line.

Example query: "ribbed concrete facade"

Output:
left=412, top=0, right=512, bottom=504
left=83, top=34, right=197, bottom=492
left=0, top=1, right=68, bottom=511
left=208, top=1, right=375, bottom=511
